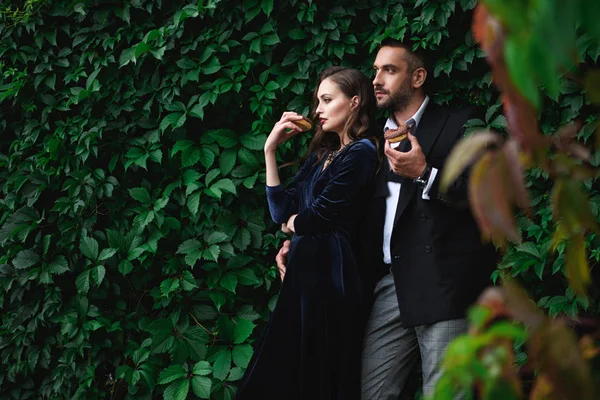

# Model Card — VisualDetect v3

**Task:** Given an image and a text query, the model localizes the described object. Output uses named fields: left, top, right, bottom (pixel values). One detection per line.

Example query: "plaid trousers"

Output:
left=361, top=273, right=468, bottom=400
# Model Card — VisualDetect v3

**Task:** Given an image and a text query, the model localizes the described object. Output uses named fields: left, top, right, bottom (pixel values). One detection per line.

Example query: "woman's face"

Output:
left=315, top=78, right=356, bottom=135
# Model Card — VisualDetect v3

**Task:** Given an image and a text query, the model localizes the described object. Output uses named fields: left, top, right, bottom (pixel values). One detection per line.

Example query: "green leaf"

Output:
left=119, top=259, right=134, bottom=275
left=233, top=318, right=256, bottom=344
left=203, top=245, right=220, bottom=262
left=171, top=140, right=194, bottom=156
left=232, top=344, right=253, bottom=368
left=80, top=236, right=99, bottom=261
left=177, top=239, right=203, bottom=267
left=160, top=113, right=184, bottom=132
left=211, top=179, right=237, bottom=196
left=98, top=248, right=118, bottom=261
left=129, top=187, right=152, bottom=204
left=12, top=250, right=40, bottom=269
left=207, top=232, right=229, bottom=245
left=220, top=273, right=238, bottom=293
left=240, top=134, right=266, bottom=150
left=213, top=349, right=231, bottom=381
left=158, top=365, right=186, bottom=385
left=191, top=376, right=212, bottom=399
left=48, top=256, right=69, bottom=275
left=192, top=361, right=212, bottom=376
left=93, top=265, right=106, bottom=286
left=76, top=270, right=91, bottom=294
left=219, top=148, right=237, bottom=176
left=163, top=378, right=189, bottom=400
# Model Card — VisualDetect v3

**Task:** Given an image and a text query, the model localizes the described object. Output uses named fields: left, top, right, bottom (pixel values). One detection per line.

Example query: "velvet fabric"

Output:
left=235, top=138, right=378, bottom=400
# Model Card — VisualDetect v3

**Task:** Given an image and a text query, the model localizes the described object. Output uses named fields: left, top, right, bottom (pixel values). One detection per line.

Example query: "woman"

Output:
left=235, top=67, right=379, bottom=400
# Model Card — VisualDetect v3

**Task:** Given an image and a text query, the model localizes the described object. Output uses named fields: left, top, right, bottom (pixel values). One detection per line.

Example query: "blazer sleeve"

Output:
left=266, top=153, right=316, bottom=224
left=293, top=140, right=378, bottom=235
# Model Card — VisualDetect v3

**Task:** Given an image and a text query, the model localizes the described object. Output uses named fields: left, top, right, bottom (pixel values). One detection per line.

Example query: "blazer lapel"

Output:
left=392, top=103, right=449, bottom=227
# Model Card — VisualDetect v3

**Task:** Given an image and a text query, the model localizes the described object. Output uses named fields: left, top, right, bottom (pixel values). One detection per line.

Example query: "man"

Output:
left=277, top=39, right=497, bottom=399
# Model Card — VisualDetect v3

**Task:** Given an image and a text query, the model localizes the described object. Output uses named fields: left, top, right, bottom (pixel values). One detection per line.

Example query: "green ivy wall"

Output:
left=0, top=0, right=598, bottom=399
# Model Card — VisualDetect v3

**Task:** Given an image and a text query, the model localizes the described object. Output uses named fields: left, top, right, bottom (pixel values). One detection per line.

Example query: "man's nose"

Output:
left=372, top=71, right=381, bottom=86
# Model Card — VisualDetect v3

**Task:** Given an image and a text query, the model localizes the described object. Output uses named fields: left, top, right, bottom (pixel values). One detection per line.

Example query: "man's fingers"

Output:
left=408, top=132, right=421, bottom=149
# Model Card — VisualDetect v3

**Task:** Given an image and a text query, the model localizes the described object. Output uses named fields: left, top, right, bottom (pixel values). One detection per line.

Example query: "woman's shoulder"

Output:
left=347, top=138, right=377, bottom=154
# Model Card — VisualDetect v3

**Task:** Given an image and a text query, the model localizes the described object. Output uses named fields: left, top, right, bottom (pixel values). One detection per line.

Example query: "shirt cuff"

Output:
left=421, top=167, right=438, bottom=200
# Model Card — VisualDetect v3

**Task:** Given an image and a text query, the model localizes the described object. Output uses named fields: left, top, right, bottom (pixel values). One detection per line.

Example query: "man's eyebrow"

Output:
left=373, top=64, right=398, bottom=69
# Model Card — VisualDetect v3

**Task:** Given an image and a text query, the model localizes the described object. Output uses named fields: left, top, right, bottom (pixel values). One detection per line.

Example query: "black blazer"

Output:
left=358, top=102, right=498, bottom=327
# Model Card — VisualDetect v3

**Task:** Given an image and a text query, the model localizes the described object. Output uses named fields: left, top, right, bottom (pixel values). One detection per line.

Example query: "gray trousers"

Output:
left=361, top=273, right=468, bottom=400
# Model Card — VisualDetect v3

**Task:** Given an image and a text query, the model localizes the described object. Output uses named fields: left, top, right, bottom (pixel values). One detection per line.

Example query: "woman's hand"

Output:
left=286, top=214, right=297, bottom=233
left=264, top=112, right=306, bottom=153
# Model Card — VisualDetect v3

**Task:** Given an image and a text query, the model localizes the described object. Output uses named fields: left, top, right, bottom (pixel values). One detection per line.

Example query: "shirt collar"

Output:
left=384, top=95, right=430, bottom=132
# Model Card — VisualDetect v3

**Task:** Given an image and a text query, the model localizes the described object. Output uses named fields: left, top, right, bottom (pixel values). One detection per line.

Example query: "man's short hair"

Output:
left=378, top=38, right=427, bottom=73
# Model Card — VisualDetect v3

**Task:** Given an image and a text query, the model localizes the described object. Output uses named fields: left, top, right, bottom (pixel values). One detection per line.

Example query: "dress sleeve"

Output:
left=266, top=153, right=316, bottom=224
left=294, top=139, right=378, bottom=235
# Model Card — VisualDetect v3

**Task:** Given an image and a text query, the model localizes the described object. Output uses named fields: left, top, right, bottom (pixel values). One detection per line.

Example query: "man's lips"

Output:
left=375, top=90, right=387, bottom=97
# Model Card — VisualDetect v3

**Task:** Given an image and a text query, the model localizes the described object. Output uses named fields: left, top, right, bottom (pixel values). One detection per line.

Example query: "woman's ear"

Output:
left=350, top=96, right=360, bottom=110
left=412, top=67, right=427, bottom=89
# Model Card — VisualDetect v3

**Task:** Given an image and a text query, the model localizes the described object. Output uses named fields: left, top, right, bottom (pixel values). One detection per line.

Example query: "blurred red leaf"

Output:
left=502, top=139, right=531, bottom=214
left=565, top=233, right=591, bottom=296
left=502, top=93, right=549, bottom=152
left=472, top=4, right=505, bottom=67
left=440, top=130, right=503, bottom=193
left=529, top=320, right=595, bottom=400
left=502, top=278, right=545, bottom=331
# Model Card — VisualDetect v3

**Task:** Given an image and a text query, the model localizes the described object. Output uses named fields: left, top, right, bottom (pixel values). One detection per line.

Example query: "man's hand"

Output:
left=281, top=223, right=292, bottom=234
left=275, top=240, right=290, bottom=281
left=384, top=133, right=427, bottom=179
left=286, top=214, right=297, bottom=233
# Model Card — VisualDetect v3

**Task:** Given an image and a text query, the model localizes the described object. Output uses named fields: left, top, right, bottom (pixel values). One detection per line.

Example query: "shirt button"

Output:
left=393, top=255, right=401, bottom=260
left=421, top=213, right=427, bottom=221
left=424, top=245, right=432, bottom=253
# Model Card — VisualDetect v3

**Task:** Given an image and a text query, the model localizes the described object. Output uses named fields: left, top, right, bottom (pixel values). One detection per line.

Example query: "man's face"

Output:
left=372, top=46, right=415, bottom=112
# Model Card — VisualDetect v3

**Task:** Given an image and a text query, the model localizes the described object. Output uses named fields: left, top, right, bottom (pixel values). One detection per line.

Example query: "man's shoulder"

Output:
left=434, top=102, right=483, bottom=122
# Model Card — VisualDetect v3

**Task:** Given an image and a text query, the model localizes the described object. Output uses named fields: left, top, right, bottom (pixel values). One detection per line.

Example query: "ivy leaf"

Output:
left=157, top=365, right=186, bottom=385
left=163, top=378, right=189, bottom=400
left=76, top=270, right=91, bottom=294
left=219, top=148, right=237, bottom=176
left=203, top=245, right=220, bottom=262
left=191, top=376, right=212, bottom=399
left=80, top=236, right=99, bottom=261
left=211, top=179, right=237, bottom=196
left=232, top=344, right=253, bottom=368
left=92, top=265, right=106, bottom=286
left=98, top=248, right=118, bottom=261
left=213, top=349, right=231, bottom=381
left=240, top=134, right=266, bottom=150
left=13, top=250, right=40, bottom=269
left=177, top=239, right=203, bottom=267
left=119, top=259, right=134, bottom=275
left=192, top=361, right=212, bottom=376
left=220, top=273, right=238, bottom=293
left=233, top=318, right=256, bottom=344
left=207, top=232, right=228, bottom=245
left=48, top=256, right=69, bottom=275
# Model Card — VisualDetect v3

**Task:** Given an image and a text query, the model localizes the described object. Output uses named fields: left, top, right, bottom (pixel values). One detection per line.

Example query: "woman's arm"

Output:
left=289, top=139, right=378, bottom=235
left=264, top=112, right=311, bottom=223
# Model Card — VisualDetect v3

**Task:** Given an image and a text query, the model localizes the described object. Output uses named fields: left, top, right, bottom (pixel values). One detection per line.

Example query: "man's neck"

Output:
left=391, top=92, right=426, bottom=125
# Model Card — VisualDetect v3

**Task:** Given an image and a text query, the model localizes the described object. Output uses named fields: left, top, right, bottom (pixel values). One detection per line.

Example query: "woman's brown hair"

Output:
left=307, top=67, right=379, bottom=163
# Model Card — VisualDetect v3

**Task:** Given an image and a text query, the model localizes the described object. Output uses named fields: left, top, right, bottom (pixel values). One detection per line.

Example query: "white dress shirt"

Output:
left=382, top=96, right=439, bottom=264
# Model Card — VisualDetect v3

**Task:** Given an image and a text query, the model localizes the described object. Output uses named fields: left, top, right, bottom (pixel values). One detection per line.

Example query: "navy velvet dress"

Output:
left=235, top=138, right=378, bottom=400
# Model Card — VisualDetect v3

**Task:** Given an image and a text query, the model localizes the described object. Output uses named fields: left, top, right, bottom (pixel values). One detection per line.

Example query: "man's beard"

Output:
left=376, top=80, right=414, bottom=112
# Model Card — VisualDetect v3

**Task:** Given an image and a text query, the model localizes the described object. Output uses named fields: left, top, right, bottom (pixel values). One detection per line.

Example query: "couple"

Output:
left=235, top=40, right=497, bottom=400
